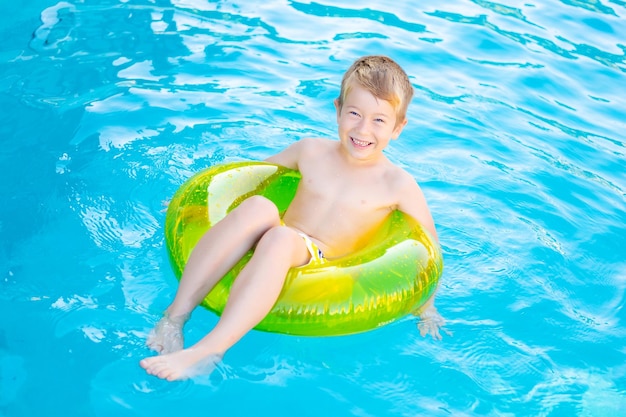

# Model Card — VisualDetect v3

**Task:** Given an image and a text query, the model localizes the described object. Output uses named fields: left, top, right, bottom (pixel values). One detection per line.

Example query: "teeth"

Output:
left=352, top=137, right=370, bottom=147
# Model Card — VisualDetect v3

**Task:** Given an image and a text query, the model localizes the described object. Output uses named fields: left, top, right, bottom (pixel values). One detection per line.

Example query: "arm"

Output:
left=396, top=174, right=447, bottom=339
left=395, top=174, right=438, bottom=244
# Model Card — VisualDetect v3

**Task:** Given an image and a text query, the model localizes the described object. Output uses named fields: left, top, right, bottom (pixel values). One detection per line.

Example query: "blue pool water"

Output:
left=1, top=0, right=625, bottom=415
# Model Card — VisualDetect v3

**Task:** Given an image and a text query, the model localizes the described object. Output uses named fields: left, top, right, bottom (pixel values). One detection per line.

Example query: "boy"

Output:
left=140, top=55, right=443, bottom=381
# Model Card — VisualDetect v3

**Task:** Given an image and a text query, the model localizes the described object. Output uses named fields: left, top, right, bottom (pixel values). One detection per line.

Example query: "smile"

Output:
left=351, top=137, right=372, bottom=148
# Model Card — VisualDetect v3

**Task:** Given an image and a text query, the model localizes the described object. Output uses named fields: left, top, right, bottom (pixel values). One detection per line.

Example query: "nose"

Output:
left=356, top=117, right=371, bottom=134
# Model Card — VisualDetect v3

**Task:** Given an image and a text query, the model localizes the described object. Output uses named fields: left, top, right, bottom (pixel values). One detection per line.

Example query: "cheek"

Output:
left=373, top=124, right=392, bottom=136
left=337, top=118, right=353, bottom=131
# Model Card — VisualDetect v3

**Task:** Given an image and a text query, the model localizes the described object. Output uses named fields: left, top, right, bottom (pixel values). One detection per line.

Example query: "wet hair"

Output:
left=336, top=55, right=414, bottom=127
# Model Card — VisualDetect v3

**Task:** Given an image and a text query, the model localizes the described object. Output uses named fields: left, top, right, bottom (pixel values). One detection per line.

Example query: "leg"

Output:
left=146, top=196, right=281, bottom=354
left=140, top=225, right=311, bottom=381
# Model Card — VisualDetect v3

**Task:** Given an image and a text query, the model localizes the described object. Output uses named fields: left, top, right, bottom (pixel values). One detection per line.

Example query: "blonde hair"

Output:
left=336, top=56, right=414, bottom=127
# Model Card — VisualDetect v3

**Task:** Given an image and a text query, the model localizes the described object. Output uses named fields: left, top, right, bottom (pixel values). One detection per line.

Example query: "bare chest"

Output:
left=297, top=166, right=395, bottom=214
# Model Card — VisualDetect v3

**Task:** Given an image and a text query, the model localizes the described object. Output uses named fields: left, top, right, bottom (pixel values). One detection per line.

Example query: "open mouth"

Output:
left=351, top=137, right=372, bottom=148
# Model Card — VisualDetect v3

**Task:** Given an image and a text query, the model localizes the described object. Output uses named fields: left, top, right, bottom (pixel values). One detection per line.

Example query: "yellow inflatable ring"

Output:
left=165, top=161, right=443, bottom=336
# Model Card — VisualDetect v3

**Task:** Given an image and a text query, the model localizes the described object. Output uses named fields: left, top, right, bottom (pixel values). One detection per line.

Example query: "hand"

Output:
left=417, top=304, right=450, bottom=340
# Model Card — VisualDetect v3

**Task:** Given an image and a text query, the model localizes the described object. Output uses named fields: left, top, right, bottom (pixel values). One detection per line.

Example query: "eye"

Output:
left=374, top=117, right=386, bottom=123
left=349, top=111, right=360, bottom=117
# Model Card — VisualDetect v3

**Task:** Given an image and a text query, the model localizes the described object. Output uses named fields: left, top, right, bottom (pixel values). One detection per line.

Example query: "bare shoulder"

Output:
left=384, top=163, right=421, bottom=194
left=293, top=137, right=336, bottom=164
left=266, top=137, right=332, bottom=169
left=299, top=137, right=335, bottom=152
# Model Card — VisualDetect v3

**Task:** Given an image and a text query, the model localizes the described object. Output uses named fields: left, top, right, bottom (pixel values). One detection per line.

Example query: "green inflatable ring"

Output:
left=165, top=161, right=443, bottom=336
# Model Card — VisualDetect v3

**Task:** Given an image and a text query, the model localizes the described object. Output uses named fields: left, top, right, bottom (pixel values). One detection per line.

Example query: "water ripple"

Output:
left=3, top=0, right=626, bottom=415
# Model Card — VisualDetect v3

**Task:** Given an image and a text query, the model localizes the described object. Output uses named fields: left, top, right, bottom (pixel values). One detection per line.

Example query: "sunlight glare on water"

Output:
left=1, top=0, right=625, bottom=416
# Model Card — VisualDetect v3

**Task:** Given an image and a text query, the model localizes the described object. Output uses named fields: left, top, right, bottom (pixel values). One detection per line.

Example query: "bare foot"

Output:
left=140, top=348, right=222, bottom=381
left=146, top=312, right=189, bottom=354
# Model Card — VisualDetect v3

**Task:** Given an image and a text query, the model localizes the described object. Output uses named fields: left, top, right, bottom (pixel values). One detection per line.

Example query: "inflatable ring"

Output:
left=165, top=161, right=443, bottom=336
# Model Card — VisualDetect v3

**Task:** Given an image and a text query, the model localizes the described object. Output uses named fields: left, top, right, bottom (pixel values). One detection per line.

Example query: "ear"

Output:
left=334, top=99, right=341, bottom=122
left=391, top=118, right=408, bottom=139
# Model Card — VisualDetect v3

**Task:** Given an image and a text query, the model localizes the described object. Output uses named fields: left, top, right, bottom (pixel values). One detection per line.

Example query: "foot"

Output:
left=146, top=312, right=190, bottom=354
left=140, top=348, right=222, bottom=381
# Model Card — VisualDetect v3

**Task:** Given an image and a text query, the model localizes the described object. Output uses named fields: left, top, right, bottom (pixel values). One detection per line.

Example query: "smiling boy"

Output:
left=140, top=55, right=443, bottom=381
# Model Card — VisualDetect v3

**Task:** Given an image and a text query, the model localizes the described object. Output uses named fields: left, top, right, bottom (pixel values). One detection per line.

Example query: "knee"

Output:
left=255, top=227, right=309, bottom=266
left=259, top=226, right=293, bottom=248
left=235, top=195, right=280, bottom=226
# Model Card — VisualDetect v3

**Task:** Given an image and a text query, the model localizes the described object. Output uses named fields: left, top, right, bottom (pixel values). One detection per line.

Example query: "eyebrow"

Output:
left=345, top=105, right=391, bottom=117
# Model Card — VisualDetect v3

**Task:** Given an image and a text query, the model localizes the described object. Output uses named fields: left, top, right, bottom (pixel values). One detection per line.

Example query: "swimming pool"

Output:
left=1, top=0, right=625, bottom=415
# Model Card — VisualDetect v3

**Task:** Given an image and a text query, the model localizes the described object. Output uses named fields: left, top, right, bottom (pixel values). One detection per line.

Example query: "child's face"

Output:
left=335, top=82, right=407, bottom=161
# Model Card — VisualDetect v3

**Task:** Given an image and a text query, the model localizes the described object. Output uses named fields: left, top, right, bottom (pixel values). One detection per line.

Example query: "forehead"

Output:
left=344, top=83, right=396, bottom=114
